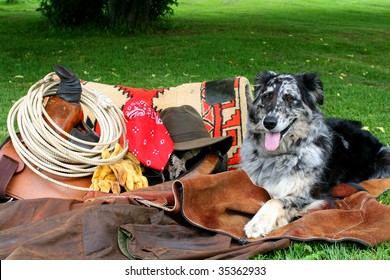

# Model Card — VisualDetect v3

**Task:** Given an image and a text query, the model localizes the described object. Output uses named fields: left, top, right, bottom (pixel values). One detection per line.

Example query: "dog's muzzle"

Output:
left=262, top=117, right=296, bottom=152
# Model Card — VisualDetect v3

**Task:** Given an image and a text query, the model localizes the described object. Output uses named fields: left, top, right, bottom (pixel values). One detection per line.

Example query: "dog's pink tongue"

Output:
left=264, top=132, right=281, bottom=151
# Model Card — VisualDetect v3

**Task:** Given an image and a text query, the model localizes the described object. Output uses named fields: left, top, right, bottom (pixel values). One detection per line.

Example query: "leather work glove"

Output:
left=90, top=143, right=148, bottom=194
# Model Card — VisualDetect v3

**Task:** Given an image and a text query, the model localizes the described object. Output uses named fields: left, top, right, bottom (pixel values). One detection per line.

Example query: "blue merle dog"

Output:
left=240, top=70, right=390, bottom=238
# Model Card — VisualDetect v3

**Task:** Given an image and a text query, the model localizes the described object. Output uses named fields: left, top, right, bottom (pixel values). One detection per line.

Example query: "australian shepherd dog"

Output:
left=240, top=70, right=390, bottom=238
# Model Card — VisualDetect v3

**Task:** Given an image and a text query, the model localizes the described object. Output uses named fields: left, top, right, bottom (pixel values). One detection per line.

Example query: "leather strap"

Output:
left=0, top=155, right=19, bottom=200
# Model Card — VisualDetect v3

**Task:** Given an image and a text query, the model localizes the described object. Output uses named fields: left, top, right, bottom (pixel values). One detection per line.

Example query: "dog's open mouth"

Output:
left=264, top=119, right=296, bottom=151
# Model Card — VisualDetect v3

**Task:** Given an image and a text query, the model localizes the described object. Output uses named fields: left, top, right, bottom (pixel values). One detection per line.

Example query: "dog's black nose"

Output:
left=263, top=116, right=278, bottom=130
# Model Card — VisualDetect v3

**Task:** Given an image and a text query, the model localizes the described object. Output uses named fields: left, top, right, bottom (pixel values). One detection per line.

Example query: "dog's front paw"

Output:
left=244, top=199, right=288, bottom=238
left=244, top=217, right=273, bottom=238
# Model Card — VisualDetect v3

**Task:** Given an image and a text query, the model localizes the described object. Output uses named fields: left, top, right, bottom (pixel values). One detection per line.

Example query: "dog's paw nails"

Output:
left=244, top=221, right=269, bottom=238
left=244, top=222, right=259, bottom=238
left=244, top=199, right=289, bottom=238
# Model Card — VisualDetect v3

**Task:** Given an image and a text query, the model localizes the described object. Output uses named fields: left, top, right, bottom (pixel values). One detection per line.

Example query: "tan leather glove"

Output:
left=90, top=143, right=148, bottom=193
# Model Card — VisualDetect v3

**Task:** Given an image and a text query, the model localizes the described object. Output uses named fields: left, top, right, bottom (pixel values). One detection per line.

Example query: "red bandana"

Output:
left=123, top=96, right=174, bottom=171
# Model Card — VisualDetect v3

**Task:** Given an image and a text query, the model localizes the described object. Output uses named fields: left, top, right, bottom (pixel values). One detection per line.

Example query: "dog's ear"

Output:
left=254, top=71, right=277, bottom=95
left=297, top=73, right=324, bottom=108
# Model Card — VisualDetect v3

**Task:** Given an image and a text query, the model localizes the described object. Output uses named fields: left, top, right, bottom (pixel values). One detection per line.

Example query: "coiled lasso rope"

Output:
left=7, top=71, right=128, bottom=191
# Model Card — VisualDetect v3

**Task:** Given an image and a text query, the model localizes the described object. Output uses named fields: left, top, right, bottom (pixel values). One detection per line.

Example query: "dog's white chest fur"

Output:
left=240, top=140, right=324, bottom=199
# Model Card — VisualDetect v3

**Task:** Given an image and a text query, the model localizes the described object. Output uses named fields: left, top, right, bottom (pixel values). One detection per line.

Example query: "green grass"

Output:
left=0, top=0, right=389, bottom=260
left=254, top=241, right=390, bottom=260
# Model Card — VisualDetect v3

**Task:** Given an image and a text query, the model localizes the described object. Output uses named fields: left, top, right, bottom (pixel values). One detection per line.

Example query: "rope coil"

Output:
left=7, top=72, right=128, bottom=191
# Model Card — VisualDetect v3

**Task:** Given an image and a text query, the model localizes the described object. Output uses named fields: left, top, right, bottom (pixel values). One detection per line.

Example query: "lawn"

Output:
left=0, top=0, right=389, bottom=260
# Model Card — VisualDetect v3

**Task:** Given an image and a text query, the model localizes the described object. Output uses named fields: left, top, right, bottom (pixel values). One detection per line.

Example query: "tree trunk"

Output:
left=108, top=0, right=153, bottom=30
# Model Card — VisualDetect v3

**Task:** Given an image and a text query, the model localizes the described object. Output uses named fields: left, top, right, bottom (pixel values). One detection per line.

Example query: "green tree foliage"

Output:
left=37, top=0, right=178, bottom=30
left=37, top=0, right=105, bottom=26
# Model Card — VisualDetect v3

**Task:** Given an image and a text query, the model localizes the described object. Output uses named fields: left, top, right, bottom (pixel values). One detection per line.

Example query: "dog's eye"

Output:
left=284, top=94, right=295, bottom=103
left=261, top=92, right=273, bottom=102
